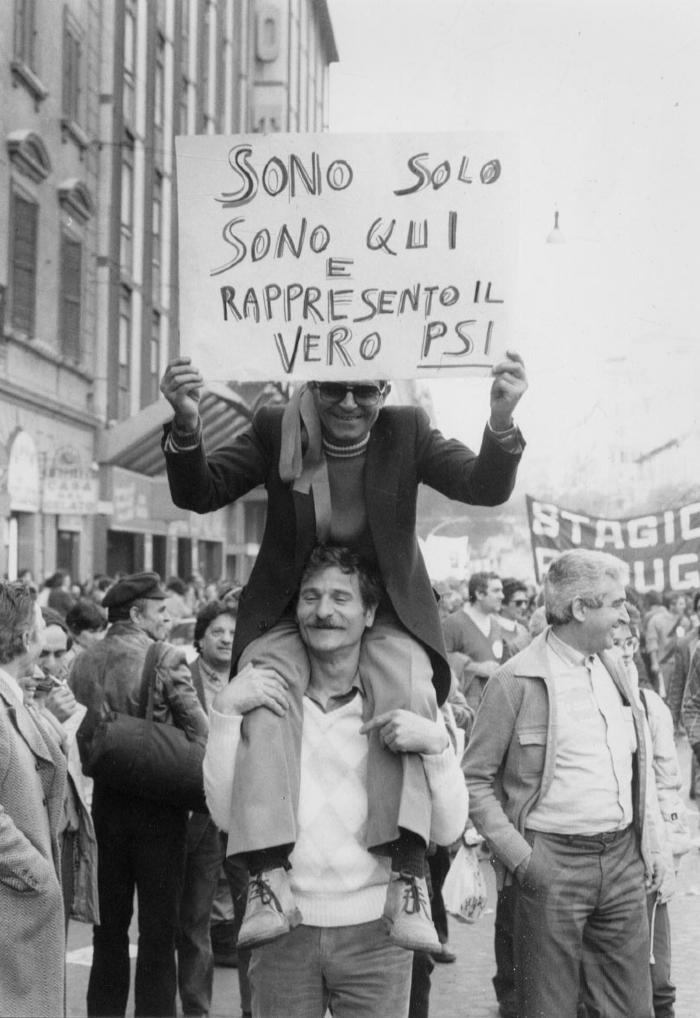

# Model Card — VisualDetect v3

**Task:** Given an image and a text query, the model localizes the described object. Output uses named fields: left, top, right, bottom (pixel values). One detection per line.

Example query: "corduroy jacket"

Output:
left=464, top=630, right=663, bottom=888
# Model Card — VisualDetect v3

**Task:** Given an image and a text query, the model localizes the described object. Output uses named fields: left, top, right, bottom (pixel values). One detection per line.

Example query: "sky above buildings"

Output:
left=325, top=0, right=700, bottom=492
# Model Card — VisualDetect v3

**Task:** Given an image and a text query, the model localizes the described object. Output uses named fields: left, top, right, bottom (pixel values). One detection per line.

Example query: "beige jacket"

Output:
left=0, top=669, right=67, bottom=1017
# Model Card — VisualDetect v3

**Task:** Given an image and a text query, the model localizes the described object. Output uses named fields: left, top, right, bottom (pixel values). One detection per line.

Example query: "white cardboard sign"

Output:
left=176, top=131, right=518, bottom=381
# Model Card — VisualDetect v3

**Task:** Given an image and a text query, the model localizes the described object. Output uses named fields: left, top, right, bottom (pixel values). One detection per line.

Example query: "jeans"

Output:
left=87, top=784, right=188, bottom=1018
left=177, top=815, right=225, bottom=1016
left=515, top=827, right=653, bottom=1018
left=248, top=920, right=413, bottom=1018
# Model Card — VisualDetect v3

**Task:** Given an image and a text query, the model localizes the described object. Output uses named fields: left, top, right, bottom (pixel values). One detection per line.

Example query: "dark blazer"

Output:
left=163, top=404, right=522, bottom=703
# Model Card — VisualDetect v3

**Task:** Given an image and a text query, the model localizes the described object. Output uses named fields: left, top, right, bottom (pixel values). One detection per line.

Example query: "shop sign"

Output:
left=111, top=467, right=151, bottom=526
left=7, top=429, right=41, bottom=512
left=43, top=446, right=98, bottom=515
left=189, top=508, right=225, bottom=541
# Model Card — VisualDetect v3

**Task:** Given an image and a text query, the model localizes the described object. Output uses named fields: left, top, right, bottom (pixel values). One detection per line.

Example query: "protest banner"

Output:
left=175, top=131, right=518, bottom=381
left=526, top=494, right=700, bottom=592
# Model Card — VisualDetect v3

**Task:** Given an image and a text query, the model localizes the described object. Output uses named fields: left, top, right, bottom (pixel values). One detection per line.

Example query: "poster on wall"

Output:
left=176, top=131, right=518, bottom=381
left=526, top=495, right=700, bottom=592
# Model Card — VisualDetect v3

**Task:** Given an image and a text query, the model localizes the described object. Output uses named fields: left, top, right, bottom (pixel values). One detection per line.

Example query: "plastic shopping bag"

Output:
left=442, top=843, right=487, bottom=923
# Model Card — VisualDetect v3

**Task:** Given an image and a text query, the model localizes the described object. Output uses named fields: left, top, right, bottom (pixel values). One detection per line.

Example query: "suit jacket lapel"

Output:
left=0, top=678, right=55, bottom=765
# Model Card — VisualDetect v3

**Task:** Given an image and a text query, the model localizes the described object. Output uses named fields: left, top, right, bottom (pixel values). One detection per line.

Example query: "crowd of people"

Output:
left=1, top=349, right=698, bottom=1018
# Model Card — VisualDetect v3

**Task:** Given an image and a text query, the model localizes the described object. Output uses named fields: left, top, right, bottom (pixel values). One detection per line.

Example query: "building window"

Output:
left=12, top=0, right=47, bottom=103
left=202, top=0, right=220, bottom=133
left=150, top=310, right=161, bottom=403
left=118, top=287, right=132, bottom=419
left=180, top=1, right=191, bottom=134
left=60, top=233, right=82, bottom=361
left=180, top=76, right=189, bottom=135
left=62, top=12, right=81, bottom=123
left=123, top=0, right=137, bottom=127
left=152, top=172, right=163, bottom=306
left=9, top=190, right=38, bottom=337
left=14, top=0, right=37, bottom=69
left=120, top=139, right=134, bottom=277
left=154, top=32, right=165, bottom=165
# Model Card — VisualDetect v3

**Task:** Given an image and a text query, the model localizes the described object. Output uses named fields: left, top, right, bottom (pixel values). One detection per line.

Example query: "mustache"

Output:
left=310, top=619, right=341, bottom=629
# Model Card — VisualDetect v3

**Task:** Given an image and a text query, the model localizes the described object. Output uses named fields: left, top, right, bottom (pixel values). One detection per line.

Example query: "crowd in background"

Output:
left=5, top=562, right=699, bottom=1018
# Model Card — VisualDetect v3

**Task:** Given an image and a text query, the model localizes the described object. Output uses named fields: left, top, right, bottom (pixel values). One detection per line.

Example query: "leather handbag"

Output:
left=79, top=642, right=207, bottom=812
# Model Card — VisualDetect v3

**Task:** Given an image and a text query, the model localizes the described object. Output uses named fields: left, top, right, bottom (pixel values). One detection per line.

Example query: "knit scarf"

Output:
left=278, top=384, right=331, bottom=540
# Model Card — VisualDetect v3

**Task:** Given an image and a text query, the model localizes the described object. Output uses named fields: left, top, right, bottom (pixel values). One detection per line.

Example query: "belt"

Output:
left=527, top=825, right=632, bottom=848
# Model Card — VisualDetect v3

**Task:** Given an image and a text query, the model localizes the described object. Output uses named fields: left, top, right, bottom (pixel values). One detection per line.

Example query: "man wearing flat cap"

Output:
left=70, top=572, right=208, bottom=1018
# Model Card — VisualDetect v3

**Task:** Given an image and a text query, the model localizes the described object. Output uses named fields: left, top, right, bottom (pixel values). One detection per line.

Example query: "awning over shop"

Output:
left=97, top=382, right=284, bottom=477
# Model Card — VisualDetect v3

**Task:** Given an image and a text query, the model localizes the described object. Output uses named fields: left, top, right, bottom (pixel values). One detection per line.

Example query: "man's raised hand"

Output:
left=160, top=357, right=205, bottom=431
left=489, top=349, right=527, bottom=431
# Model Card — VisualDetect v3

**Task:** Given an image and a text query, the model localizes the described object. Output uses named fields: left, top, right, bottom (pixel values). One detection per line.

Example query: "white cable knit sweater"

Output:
left=204, top=693, right=468, bottom=928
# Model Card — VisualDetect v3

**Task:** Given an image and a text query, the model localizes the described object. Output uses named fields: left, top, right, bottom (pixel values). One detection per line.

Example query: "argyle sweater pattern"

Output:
left=289, top=695, right=390, bottom=927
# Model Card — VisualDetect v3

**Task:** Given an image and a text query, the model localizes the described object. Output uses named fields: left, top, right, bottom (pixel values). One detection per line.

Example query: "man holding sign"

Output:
left=160, top=349, right=526, bottom=953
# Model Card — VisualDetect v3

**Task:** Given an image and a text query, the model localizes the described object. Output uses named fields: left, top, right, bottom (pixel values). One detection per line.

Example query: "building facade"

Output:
left=0, top=0, right=337, bottom=585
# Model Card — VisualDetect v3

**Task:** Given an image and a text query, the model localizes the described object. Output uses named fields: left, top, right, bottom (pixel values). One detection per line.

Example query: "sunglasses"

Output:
left=314, top=382, right=386, bottom=407
left=511, top=599, right=529, bottom=606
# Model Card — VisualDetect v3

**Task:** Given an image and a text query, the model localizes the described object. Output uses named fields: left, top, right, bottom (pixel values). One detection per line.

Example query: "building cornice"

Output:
left=0, top=377, right=101, bottom=432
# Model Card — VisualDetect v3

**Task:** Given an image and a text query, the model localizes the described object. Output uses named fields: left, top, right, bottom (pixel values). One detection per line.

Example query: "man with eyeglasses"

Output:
left=160, top=351, right=526, bottom=954
left=499, top=578, right=532, bottom=656
left=464, top=549, right=667, bottom=1018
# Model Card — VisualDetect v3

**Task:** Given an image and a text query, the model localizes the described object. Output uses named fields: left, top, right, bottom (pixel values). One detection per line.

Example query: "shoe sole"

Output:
left=236, top=908, right=303, bottom=951
left=382, top=916, right=441, bottom=954
left=237, top=920, right=290, bottom=950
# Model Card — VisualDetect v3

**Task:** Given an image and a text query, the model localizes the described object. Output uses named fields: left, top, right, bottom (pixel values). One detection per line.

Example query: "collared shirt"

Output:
left=526, top=630, right=635, bottom=835
left=305, top=671, right=366, bottom=715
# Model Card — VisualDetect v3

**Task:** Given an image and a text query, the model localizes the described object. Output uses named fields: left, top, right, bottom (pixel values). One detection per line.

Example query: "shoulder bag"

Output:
left=78, top=641, right=207, bottom=812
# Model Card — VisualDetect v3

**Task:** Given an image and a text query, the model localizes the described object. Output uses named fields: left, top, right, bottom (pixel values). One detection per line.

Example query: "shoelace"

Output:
left=248, top=874, right=283, bottom=912
left=398, top=873, right=430, bottom=917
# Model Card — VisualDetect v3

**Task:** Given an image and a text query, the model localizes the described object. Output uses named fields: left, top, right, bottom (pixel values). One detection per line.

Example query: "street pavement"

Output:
left=66, top=736, right=700, bottom=1017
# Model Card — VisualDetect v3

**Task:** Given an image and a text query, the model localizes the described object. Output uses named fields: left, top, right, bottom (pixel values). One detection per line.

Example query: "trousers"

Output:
left=87, top=785, right=188, bottom=1018
left=514, top=827, right=653, bottom=1018
left=248, top=920, right=413, bottom=1018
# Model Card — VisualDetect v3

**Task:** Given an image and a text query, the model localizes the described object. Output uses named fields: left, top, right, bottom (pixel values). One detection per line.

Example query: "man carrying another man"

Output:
left=464, top=549, right=667, bottom=1018
left=204, top=544, right=468, bottom=1018
left=161, top=352, right=526, bottom=951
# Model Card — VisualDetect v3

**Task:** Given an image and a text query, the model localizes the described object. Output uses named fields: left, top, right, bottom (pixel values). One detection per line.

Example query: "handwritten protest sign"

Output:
left=526, top=495, right=700, bottom=592
left=175, top=131, right=518, bottom=381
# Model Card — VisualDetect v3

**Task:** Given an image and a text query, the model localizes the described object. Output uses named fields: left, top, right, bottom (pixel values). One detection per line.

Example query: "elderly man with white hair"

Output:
left=464, top=549, right=668, bottom=1018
